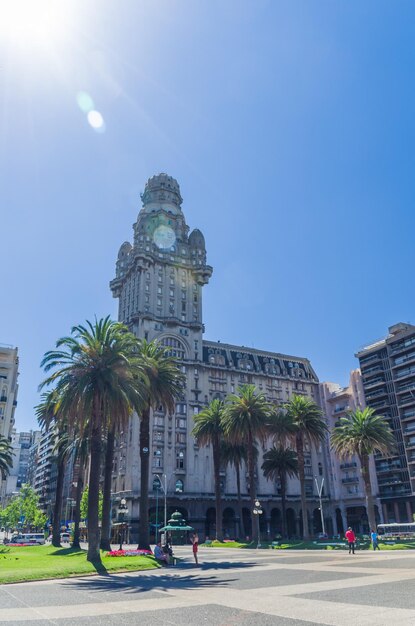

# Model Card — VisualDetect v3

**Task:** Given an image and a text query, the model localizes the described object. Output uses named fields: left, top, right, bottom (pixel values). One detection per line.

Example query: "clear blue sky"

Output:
left=2, top=1, right=415, bottom=431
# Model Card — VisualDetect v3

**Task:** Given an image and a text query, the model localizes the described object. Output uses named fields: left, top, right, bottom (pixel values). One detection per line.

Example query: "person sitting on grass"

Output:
left=154, top=541, right=169, bottom=565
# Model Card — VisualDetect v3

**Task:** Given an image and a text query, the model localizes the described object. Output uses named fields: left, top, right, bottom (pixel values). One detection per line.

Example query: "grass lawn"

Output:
left=0, top=545, right=160, bottom=584
left=203, top=539, right=415, bottom=551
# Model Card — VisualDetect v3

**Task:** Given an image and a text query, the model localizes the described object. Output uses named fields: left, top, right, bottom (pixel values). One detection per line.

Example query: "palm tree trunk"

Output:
left=296, top=434, right=309, bottom=540
left=360, top=453, right=376, bottom=532
left=279, top=469, right=287, bottom=539
left=72, top=462, right=84, bottom=550
left=138, top=406, right=151, bottom=550
left=52, top=455, right=65, bottom=548
left=87, top=425, right=102, bottom=563
left=236, top=462, right=243, bottom=539
left=247, top=431, right=257, bottom=543
left=213, top=435, right=223, bottom=541
left=100, top=428, right=115, bottom=551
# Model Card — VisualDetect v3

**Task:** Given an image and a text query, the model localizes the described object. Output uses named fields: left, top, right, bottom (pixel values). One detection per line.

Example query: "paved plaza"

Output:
left=0, top=547, right=415, bottom=625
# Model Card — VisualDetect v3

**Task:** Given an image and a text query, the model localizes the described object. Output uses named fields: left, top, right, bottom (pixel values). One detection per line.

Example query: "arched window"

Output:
left=175, top=479, right=184, bottom=493
left=160, top=337, right=186, bottom=360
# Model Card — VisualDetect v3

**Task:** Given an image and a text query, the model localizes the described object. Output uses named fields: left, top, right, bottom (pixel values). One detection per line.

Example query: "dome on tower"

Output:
left=117, top=241, right=132, bottom=259
left=189, top=228, right=205, bottom=249
left=140, top=173, right=183, bottom=208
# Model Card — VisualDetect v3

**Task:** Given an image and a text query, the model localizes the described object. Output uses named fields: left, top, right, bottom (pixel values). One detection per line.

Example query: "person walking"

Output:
left=371, top=529, right=380, bottom=551
left=345, top=527, right=356, bottom=554
left=191, top=533, right=199, bottom=566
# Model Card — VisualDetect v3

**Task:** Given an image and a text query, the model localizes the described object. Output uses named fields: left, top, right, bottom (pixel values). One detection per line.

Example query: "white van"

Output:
left=10, top=533, right=45, bottom=545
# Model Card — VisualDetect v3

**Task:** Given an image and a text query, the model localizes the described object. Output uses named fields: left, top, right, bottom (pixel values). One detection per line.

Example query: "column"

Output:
left=394, top=501, right=400, bottom=523
left=406, top=501, right=413, bottom=522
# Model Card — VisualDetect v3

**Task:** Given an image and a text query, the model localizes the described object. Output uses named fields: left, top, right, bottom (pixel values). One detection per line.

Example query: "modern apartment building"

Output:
left=320, top=370, right=381, bottom=534
left=356, top=323, right=415, bottom=523
left=0, top=344, right=19, bottom=503
left=4, top=429, right=41, bottom=498
left=110, top=173, right=331, bottom=541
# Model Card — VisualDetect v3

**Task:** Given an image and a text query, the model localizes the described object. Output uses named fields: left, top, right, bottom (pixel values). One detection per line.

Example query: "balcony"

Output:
left=365, top=388, right=388, bottom=401
left=340, top=462, right=357, bottom=470
left=404, top=425, right=415, bottom=435
left=342, top=476, right=359, bottom=484
left=376, top=462, right=402, bottom=473
left=399, top=396, right=415, bottom=408
left=360, top=353, right=382, bottom=367
left=334, top=405, right=350, bottom=414
left=363, top=377, right=386, bottom=390
left=395, top=365, right=415, bottom=380
left=397, top=382, right=415, bottom=395
left=391, top=337, right=415, bottom=354
left=393, top=353, right=415, bottom=369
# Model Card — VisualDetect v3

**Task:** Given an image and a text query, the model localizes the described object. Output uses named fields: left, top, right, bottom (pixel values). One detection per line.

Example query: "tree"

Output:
left=0, top=434, right=14, bottom=479
left=220, top=440, right=256, bottom=539
left=331, top=407, right=395, bottom=532
left=36, top=391, right=66, bottom=548
left=80, top=486, right=103, bottom=521
left=54, top=429, right=89, bottom=549
left=100, top=426, right=116, bottom=551
left=136, top=340, right=185, bottom=550
left=193, top=399, right=226, bottom=541
left=39, top=317, right=146, bottom=563
left=1, top=485, right=46, bottom=530
left=262, top=446, right=298, bottom=538
left=223, top=385, right=271, bottom=542
left=282, top=395, right=327, bottom=540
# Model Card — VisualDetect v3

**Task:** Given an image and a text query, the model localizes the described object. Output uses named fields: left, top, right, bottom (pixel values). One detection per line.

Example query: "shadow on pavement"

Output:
left=66, top=572, right=236, bottom=595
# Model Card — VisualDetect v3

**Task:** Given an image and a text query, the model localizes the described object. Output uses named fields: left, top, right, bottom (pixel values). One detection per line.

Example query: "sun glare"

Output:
left=0, top=0, right=70, bottom=48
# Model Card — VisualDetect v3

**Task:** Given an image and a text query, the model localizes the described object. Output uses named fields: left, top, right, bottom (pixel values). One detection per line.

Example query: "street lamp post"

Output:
left=314, top=476, right=326, bottom=536
left=154, top=474, right=167, bottom=542
left=117, top=498, right=129, bottom=550
left=253, top=499, right=263, bottom=549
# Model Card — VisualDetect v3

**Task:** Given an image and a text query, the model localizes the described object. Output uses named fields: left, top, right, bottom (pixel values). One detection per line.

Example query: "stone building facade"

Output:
left=0, top=344, right=19, bottom=504
left=320, top=370, right=382, bottom=534
left=110, top=173, right=332, bottom=541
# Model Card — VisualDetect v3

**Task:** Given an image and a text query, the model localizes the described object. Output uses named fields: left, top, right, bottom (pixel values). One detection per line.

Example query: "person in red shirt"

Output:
left=345, top=527, right=356, bottom=554
left=191, top=533, right=199, bottom=566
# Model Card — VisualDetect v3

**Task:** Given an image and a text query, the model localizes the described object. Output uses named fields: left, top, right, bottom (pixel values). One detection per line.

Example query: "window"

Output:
left=176, top=451, right=185, bottom=469
left=181, top=290, right=186, bottom=300
left=169, top=289, right=174, bottom=297
left=157, top=298, right=162, bottom=306
left=176, top=432, right=186, bottom=444
left=176, top=418, right=186, bottom=429
left=160, top=337, right=186, bottom=360
left=318, top=462, right=323, bottom=476
left=175, top=479, right=184, bottom=493
left=157, top=286, right=162, bottom=294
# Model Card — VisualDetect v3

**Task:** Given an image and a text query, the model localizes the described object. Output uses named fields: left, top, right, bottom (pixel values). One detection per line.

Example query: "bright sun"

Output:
left=0, top=0, right=70, bottom=48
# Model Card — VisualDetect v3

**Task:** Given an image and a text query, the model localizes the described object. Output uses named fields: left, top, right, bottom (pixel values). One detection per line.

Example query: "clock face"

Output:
left=153, top=224, right=176, bottom=250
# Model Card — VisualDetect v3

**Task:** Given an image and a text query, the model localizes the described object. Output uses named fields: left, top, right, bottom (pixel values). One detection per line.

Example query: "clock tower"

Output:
left=110, top=173, right=212, bottom=358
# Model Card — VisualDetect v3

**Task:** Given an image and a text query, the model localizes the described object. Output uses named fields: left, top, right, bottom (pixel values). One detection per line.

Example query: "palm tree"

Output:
left=54, top=429, right=89, bottom=550
left=36, top=391, right=66, bottom=549
left=39, top=317, right=146, bottom=563
left=136, top=340, right=185, bottom=550
left=192, top=399, right=225, bottom=541
left=0, top=434, right=13, bottom=479
left=262, top=446, right=298, bottom=538
left=282, top=395, right=327, bottom=540
left=331, top=407, right=395, bottom=532
left=100, top=425, right=116, bottom=551
left=220, top=440, right=256, bottom=539
left=223, top=385, right=271, bottom=542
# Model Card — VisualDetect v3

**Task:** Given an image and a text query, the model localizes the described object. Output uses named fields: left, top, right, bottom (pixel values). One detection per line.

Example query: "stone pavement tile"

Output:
left=293, top=579, right=415, bottom=610
left=260, top=556, right=344, bottom=565
left=326, top=557, right=415, bottom=569
left=0, top=583, right=167, bottom=608
left=228, top=568, right=371, bottom=589
left=16, top=604, right=322, bottom=625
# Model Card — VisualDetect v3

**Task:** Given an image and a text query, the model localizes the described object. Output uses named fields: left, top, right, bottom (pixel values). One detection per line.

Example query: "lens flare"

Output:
left=153, top=225, right=176, bottom=250
left=76, top=92, right=94, bottom=113
left=87, top=110, right=105, bottom=133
